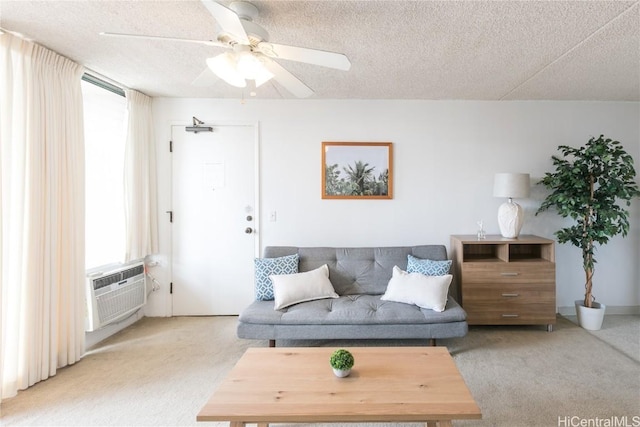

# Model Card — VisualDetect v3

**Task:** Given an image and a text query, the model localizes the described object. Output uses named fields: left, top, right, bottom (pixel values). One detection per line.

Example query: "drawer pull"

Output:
left=500, top=272, right=519, bottom=276
left=501, top=293, right=520, bottom=298
left=501, top=314, right=519, bottom=318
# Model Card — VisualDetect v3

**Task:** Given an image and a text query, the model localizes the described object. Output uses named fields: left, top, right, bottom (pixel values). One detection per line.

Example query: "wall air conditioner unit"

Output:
left=85, top=261, right=146, bottom=332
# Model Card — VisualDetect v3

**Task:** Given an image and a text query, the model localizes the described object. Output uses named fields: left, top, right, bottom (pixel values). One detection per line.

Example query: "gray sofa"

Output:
left=237, top=245, right=468, bottom=346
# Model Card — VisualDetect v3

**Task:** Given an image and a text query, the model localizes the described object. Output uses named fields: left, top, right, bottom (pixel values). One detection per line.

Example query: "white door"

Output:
left=171, top=124, right=257, bottom=315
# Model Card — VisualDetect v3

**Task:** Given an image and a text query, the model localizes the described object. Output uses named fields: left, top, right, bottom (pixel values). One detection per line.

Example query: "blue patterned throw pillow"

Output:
left=254, top=254, right=299, bottom=301
left=406, top=254, right=452, bottom=276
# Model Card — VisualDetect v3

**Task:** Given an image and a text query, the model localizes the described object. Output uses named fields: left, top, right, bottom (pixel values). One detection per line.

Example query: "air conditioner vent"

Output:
left=93, top=273, right=122, bottom=290
left=92, top=265, right=145, bottom=291
left=122, top=264, right=144, bottom=280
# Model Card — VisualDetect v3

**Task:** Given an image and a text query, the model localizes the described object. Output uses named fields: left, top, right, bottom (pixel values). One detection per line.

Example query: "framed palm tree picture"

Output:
left=322, top=142, right=393, bottom=199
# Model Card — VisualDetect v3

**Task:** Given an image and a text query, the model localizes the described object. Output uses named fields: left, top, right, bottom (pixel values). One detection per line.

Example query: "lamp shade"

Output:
left=206, top=53, right=246, bottom=88
left=493, top=173, right=530, bottom=199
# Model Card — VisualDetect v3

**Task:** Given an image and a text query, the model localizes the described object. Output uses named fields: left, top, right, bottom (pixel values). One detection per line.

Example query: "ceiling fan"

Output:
left=101, top=0, right=351, bottom=98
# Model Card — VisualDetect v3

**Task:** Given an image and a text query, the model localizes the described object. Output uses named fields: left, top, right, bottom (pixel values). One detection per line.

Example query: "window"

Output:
left=82, top=77, right=127, bottom=269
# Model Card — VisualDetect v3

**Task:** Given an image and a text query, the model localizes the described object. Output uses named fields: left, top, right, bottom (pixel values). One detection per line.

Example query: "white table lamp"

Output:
left=493, top=173, right=530, bottom=238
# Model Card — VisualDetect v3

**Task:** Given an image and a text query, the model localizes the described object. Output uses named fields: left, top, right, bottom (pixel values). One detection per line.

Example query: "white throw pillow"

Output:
left=271, top=264, right=339, bottom=310
left=381, top=266, right=452, bottom=312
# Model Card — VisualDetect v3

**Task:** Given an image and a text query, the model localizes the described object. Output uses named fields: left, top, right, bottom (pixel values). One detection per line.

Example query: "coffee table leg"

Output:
left=257, top=423, right=269, bottom=427
left=426, top=421, right=452, bottom=427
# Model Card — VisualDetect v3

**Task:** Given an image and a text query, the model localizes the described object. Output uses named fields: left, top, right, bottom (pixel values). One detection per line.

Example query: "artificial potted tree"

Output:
left=536, top=135, right=640, bottom=330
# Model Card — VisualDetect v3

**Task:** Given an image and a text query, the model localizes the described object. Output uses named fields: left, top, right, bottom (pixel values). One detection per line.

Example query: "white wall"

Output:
left=146, top=99, right=639, bottom=317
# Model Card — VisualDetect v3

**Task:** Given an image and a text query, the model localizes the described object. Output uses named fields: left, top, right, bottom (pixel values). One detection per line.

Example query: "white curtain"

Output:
left=123, top=89, right=158, bottom=262
left=0, top=33, right=86, bottom=401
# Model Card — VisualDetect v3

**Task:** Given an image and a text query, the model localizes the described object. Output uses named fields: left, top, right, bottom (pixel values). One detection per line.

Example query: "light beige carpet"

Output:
left=1, top=315, right=638, bottom=427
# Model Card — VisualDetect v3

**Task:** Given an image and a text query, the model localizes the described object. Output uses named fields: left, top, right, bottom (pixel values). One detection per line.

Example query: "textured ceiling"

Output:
left=1, top=0, right=638, bottom=100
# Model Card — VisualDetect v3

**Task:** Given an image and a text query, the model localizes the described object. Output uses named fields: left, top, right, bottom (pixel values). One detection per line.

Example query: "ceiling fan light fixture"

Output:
left=206, top=53, right=246, bottom=88
left=250, top=55, right=274, bottom=87
left=235, top=51, right=267, bottom=79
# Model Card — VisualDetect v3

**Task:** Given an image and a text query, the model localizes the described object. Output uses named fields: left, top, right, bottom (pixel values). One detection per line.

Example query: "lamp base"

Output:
left=497, top=200, right=524, bottom=238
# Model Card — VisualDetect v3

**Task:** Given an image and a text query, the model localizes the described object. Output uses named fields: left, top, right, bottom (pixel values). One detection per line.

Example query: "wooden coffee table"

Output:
left=197, top=347, right=481, bottom=427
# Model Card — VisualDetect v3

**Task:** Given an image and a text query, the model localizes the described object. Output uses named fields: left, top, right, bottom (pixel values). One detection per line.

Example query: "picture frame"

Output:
left=322, top=142, right=393, bottom=199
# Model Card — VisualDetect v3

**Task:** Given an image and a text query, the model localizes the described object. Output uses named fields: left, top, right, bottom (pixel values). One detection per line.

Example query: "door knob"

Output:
left=245, top=227, right=253, bottom=234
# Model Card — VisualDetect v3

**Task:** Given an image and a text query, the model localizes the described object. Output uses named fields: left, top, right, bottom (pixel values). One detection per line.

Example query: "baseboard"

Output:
left=558, top=305, right=640, bottom=316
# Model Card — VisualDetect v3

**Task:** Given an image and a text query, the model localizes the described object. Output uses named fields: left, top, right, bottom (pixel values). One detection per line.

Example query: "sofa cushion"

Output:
left=406, top=254, right=452, bottom=276
left=381, top=266, right=452, bottom=312
left=239, top=294, right=467, bottom=325
left=254, top=254, right=299, bottom=301
left=272, top=264, right=339, bottom=310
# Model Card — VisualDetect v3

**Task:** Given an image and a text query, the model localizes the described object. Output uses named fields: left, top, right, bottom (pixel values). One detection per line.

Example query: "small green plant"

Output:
left=329, top=349, right=354, bottom=370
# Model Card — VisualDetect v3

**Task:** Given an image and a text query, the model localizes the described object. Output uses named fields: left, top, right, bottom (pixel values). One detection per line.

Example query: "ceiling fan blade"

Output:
left=100, top=32, right=226, bottom=48
left=191, top=68, right=220, bottom=87
left=200, top=0, right=250, bottom=45
left=262, top=59, right=313, bottom=98
left=258, top=42, right=351, bottom=71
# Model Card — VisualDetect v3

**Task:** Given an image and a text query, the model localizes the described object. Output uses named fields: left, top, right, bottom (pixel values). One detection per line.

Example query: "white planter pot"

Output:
left=575, top=300, right=606, bottom=331
left=332, top=368, right=351, bottom=378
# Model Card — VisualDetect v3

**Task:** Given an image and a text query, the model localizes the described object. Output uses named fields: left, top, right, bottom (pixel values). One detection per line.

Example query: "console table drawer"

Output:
left=462, top=263, right=555, bottom=284
left=462, top=283, right=555, bottom=304
left=465, top=305, right=557, bottom=325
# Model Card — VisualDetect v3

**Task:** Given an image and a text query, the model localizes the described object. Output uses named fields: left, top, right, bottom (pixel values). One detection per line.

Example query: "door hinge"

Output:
left=166, top=210, right=173, bottom=223
left=169, top=140, right=173, bottom=153
left=170, top=282, right=173, bottom=294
